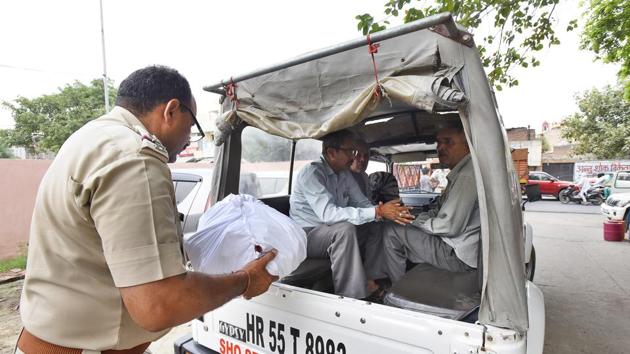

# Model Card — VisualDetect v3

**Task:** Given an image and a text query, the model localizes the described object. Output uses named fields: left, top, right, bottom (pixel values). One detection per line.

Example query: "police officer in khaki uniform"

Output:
left=16, top=66, right=277, bottom=354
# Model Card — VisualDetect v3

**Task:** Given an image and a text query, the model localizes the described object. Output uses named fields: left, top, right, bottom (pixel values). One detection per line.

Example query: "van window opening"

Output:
left=239, top=126, right=322, bottom=199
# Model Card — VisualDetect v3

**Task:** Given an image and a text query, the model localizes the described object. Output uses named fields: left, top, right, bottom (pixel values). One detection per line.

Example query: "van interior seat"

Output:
left=280, top=258, right=334, bottom=292
left=260, top=195, right=291, bottom=216
left=383, top=263, right=481, bottom=320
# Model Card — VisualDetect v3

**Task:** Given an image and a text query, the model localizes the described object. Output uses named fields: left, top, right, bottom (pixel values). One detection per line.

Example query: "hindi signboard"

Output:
left=573, top=160, right=630, bottom=180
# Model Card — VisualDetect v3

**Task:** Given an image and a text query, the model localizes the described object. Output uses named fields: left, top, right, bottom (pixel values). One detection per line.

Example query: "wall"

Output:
left=509, top=140, right=543, bottom=167
left=543, top=162, right=575, bottom=181
left=506, top=127, right=536, bottom=141
left=0, top=160, right=216, bottom=260
left=0, top=159, right=52, bottom=260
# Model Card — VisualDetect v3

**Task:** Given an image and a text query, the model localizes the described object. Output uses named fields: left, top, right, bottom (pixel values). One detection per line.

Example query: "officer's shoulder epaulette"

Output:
left=133, top=125, right=169, bottom=163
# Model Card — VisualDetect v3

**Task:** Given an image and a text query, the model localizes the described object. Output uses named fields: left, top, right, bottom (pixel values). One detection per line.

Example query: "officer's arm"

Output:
left=119, top=250, right=277, bottom=332
left=90, top=155, right=278, bottom=332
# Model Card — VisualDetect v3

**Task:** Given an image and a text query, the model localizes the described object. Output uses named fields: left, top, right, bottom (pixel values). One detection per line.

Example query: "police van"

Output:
left=175, top=12, right=544, bottom=354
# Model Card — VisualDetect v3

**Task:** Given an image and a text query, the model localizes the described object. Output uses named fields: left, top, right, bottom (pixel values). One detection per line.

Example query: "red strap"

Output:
left=224, top=77, right=240, bottom=109
left=367, top=35, right=382, bottom=98
left=367, top=34, right=382, bottom=98
left=367, top=34, right=380, bottom=54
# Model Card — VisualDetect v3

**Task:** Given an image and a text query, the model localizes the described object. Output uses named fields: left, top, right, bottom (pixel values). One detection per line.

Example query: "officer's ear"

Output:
left=162, top=99, right=181, bottom=126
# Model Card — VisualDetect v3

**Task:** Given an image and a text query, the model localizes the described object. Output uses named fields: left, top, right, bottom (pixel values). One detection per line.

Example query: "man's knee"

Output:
left=333, top=222, right=356, bottom=235
left=331, top=222, right=358, bottom=244
left=382, top=223, right=404, bottom=247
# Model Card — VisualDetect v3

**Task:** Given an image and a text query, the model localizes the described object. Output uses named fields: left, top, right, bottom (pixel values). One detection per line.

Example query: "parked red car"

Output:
left=525, top=171, right=572, bottom=199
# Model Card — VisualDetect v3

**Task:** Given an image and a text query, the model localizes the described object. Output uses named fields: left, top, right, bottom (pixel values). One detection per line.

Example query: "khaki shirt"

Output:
left=20, top=107, right=186, bottom=350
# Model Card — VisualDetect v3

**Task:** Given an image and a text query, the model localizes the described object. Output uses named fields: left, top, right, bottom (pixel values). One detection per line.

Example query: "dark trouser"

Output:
left=305, top=222, right=382, bottom=298
left=381, top=223, right=472, bottom=283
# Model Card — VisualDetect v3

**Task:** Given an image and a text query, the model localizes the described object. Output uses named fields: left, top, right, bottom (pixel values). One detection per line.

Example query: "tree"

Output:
left=356, top=0, right=576, bottom=91
left=0, top=131, right=14, bottom=158
left=561, top=84, right=630, bottom=159
left=541, top=135, right=551, bottom=153
left=1, top=79, right=117, bottom=155
left=580, top=0, right=630, bottom=100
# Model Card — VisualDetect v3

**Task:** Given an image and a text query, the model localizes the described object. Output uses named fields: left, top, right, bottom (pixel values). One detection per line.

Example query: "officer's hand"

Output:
left=379, top=199, right=415, bottom=225
left=240, top=249, right=279, bottom=300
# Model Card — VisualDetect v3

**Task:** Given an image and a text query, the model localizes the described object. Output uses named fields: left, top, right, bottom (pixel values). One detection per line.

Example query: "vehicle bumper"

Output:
left=526, top=281, right=545, bottom=354
left=601, top=204, right=626, bottom=221
left=174, top=333, right=218, bottom=354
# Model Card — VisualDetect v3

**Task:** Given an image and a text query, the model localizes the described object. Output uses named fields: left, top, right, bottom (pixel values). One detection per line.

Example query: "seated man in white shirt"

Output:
left=379, top=122, right=480, bottom=283
left=290, top=130, right=414, bottom=299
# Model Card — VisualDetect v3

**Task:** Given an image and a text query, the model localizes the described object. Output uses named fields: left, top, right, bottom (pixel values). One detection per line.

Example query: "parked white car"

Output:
left=607, top=170, right=630, bottom=196
left=601, top=192, right=630, bottom=230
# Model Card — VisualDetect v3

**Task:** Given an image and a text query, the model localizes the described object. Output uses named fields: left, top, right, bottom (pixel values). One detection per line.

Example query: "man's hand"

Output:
left=378, top=199, right=415, bottom=225
left=240, top=249, right=279, bottom=300
left=119, top=249, right=279, bottom=332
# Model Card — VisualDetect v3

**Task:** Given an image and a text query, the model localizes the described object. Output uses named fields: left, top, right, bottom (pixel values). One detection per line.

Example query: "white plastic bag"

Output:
left=184, top=194, right=307, bottom=278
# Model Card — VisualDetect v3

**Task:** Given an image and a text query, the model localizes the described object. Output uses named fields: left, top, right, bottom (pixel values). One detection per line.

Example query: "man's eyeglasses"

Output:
left=336, top=147, right=358, bottom=157
left=180, top=103, right=205, bottom=143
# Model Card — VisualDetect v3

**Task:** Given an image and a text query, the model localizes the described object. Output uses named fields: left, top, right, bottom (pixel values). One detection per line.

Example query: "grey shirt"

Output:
left=290, top=156, right=375, bottom=228
left=412, top=155, right=480, bottom=267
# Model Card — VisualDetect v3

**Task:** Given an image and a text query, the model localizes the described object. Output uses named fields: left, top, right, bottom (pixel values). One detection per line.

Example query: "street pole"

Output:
left=99, top=0, right=110, bottom=112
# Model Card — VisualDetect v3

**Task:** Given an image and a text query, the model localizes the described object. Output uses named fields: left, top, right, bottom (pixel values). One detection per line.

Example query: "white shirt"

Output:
left=290, top=156, right=375, bottom=228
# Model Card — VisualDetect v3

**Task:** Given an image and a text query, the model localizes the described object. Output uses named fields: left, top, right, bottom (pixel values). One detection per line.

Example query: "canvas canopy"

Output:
left=206, top=13, right=529, bottom=333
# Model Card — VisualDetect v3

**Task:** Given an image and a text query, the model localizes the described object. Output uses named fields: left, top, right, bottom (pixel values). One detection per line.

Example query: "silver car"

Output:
left=171, top=168, right=213, bottom=236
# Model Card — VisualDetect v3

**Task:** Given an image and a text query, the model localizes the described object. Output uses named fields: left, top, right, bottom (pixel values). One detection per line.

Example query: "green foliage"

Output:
left=0, top=254, right=27, bottom=272
left=1, top=79, right=117, bottom=155
left=356, top=0, right=568, bottom=91
left=0, top=130, right=14, bottom=158
left=541, top=135, right=551, bottom=153
left=561, top=84, right=630, bottom=159
left=580, top=0, right=630, bottom=100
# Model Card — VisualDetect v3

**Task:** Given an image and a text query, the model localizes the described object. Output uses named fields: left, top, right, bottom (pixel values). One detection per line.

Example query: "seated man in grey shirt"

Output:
left=290, top=130, right=414, bottom=299
left=380, top=121, right=480, bottom=283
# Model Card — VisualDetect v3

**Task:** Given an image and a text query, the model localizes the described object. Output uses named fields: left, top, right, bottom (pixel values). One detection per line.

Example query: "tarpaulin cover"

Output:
left=208, top=15, right=529, bottom=333
left=213, top=29, right=465, bottom=145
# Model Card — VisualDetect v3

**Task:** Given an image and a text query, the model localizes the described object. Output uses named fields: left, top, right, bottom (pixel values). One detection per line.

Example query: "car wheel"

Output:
left=559, top=190, right=570, bottom=204
left=526, top=247, right=536, bottom=281
left=590, top=195, right=604, bottom=206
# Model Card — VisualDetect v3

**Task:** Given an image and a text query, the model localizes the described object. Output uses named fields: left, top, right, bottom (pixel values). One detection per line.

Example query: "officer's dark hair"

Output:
left=115, top=65, right=192, bottom=116
left=422, top=167, right=430, bottom=175
left=321, top=129, right=356, bottom=156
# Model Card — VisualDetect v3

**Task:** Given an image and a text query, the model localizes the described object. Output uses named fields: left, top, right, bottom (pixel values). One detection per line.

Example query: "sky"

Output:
left=0, top=0, right=621, bottom=133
